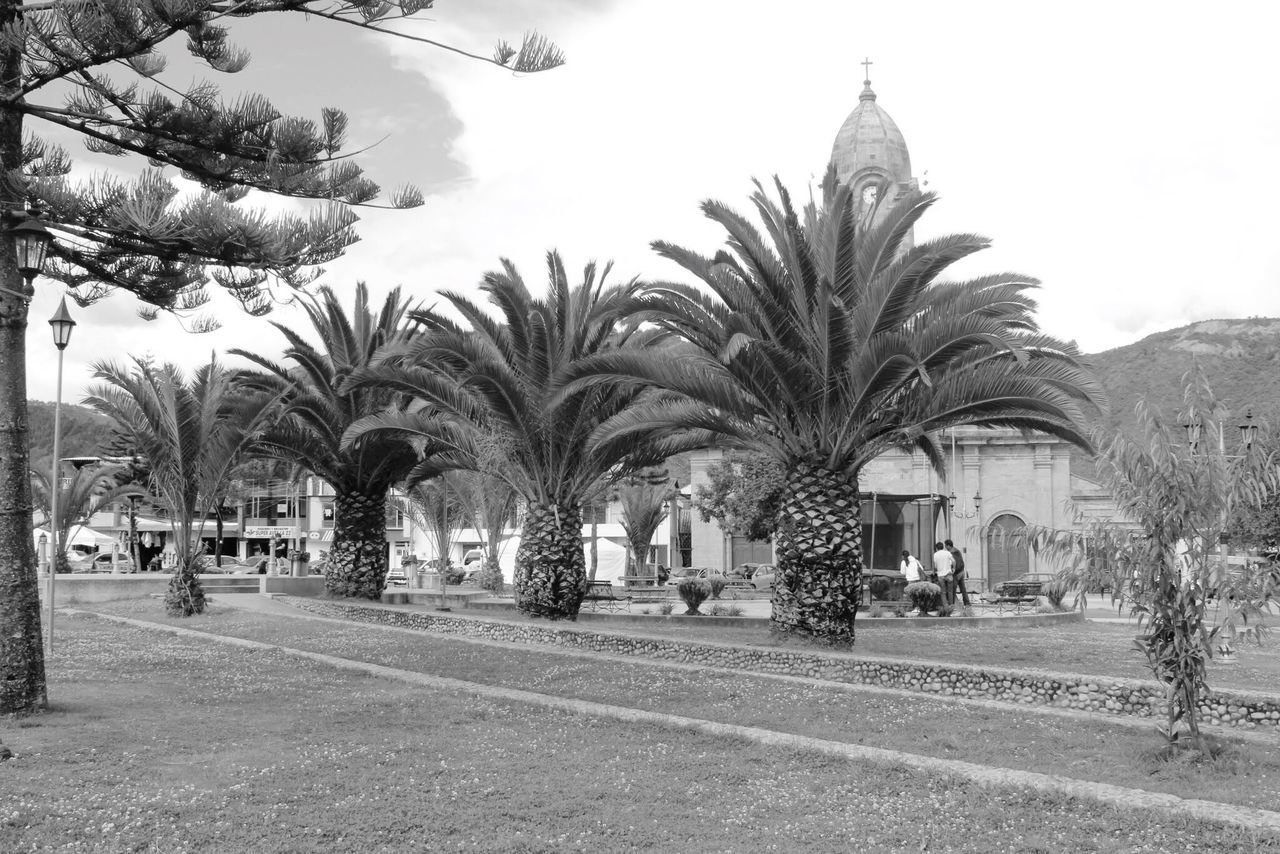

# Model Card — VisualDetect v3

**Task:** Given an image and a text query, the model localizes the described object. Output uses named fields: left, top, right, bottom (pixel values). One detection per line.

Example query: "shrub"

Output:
left=440, top=564, right=466, bottom=585
left=1042, top=578, right=1075, bottom=611
left=866, top=603, right=885, bottom=618
left=707, top=604, right=745, bottom=617
left=705, top=574, right=728, bottom=599
left=868, top=575, right=892, bottom=601
left=904, top=581, right=941, bottom=613
left=658, top=601, right=674, bottom=616
left=677, top=577, right=712, bottom=615
left=476, top=558, right=504, bottom=594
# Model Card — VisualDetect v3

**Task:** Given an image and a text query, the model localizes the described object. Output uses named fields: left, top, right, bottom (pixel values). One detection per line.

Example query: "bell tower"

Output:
left=830, top=60, right=919, bottom=235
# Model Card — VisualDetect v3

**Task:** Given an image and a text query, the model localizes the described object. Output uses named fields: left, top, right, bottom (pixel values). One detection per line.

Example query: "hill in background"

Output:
left=1086, top=318, right=1280, bottom=442
left=21, top=317, right=1280, bottom=480
left=27, top=401, right=115, bottom=472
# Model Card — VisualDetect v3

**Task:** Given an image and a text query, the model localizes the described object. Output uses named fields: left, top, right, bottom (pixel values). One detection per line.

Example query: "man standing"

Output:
left=945, top=539, right=970, bottom=606
left=932, top=541, right=955, bottom=608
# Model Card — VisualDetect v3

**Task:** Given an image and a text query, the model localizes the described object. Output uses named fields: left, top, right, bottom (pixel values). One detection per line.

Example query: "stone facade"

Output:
left=689, top=426, right=1108, bottom=592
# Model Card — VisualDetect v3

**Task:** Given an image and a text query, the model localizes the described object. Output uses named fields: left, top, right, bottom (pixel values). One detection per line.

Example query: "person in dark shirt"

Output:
left=945, top=539, right=970, bottom=606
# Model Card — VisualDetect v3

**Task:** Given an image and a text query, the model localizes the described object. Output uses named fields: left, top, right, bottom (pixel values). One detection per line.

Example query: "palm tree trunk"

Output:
left=327, top=489, right=389, bottom=600
left=164, top=519, right=206, bottom=616
left=514, top=502, right=585, bottom=619
left=770, top=461, right=863, bottom=644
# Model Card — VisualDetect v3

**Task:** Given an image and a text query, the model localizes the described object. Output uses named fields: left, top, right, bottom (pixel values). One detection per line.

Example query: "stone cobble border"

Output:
left=278, top=596, right=1280, bottom=731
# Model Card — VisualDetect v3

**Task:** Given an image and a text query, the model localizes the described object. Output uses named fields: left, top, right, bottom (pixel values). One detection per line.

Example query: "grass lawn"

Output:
left=2, top=610, right=1278, bottom=853
left=77, top=600, right=1280, bottom=815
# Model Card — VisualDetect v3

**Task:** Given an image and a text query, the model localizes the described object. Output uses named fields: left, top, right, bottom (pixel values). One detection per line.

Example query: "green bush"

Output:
left=868, top=575, right=892, bottom=600
left=705, top=574, right=728, bottom=599
left=476, top=558, right=504, bottom=594
left=904, top=581, right=941, bottom=613
left=1042, top=578, right=1074, bottom=610
left=676, top=577, right=711, bottom=615
left=658, top=601, right=674, bottom=616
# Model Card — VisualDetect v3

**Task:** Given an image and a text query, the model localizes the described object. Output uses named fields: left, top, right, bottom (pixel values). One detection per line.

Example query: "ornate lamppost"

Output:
left=45, top=296, right=75, bottom=653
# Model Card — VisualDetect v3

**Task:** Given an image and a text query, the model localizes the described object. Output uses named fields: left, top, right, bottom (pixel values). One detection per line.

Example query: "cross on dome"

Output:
left=861, top=56, right=873, bottom=84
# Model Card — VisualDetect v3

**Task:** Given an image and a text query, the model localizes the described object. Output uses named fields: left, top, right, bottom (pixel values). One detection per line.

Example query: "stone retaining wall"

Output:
left=278, top=596, right=1280, bottom=731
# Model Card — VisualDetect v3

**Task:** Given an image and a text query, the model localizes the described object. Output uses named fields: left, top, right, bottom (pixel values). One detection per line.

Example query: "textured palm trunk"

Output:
left=326, top=489, right=389, bottom=599
left=514, top=502, right=584, bottom=619
left=770, top=461, right=863, bottom=644
left=163, top=521, right=206, bottom=617
left=0, top=25, right=46, bottom=713
left=164, top=556, right=207, bottom=617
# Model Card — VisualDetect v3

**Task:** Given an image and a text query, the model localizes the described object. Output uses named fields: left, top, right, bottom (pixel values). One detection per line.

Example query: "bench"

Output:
left=620, top=575, right=660, bottom=588
left=992, top=581, right=1042, bottom=613
left=581, top=580, right=630, bottom=612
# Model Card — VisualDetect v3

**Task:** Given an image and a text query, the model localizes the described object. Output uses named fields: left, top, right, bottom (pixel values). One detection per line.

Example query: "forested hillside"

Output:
left=27, top=402, right=115, bottom=471
left=1087, top=318, right=1280, bottom=441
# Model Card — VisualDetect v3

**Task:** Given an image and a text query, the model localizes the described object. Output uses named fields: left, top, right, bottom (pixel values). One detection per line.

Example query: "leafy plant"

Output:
left=904, top=581, right=942, bottom=613
left=868, top=575, right=893, bottom=601
left=476, top=560, right=505, bottom=595
left=694, top=452, right=785, bottom=542
left=676, top=578, right=712, bottom=615
left=705, top=574, right=729, bottom=599
left=1015, top=378, right=1280, bottom=756
left=658, top=602, right=675, bottom=616
left=1042, top=578, right=1075, bottom=611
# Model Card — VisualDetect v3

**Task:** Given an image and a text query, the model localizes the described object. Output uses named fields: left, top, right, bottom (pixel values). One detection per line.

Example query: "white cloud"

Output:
left=24, top=0, right=1280, bottom=403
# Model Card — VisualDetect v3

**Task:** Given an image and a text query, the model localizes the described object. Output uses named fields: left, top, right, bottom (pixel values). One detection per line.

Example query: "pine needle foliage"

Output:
left=4, top=0, right=563, bottom=324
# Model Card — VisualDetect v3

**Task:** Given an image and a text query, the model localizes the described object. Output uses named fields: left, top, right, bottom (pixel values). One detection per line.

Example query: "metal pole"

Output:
left=47, top=346, right=65, bottom=653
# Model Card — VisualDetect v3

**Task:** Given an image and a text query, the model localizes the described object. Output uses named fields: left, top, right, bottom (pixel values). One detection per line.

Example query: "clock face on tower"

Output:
left=862, top=185, right=878, bottom=206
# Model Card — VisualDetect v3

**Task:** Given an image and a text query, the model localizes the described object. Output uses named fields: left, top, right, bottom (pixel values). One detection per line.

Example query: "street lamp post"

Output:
left=1182, top=406, right=1258, bottom=665
left=45, top=297, right=76, bottom=654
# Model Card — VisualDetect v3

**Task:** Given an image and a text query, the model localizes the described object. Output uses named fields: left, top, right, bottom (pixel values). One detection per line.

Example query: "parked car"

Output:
left=992, top=573, right=1056, bottom=595
left=750, top=564, right=777, bottom=590
left=462, top=549, right=484, bottom=566
left=665, top=567, right=709, bottom=587
left=86, top=553, right=136, bottom=573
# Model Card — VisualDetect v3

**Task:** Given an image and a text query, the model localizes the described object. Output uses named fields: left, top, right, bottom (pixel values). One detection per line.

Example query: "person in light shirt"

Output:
left=932, top=541, right=956, bottom=607
left=900, top=549, right=923, bottom=584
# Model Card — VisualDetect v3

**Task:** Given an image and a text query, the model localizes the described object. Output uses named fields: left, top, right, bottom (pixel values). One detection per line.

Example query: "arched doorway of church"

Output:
left=985, top=514, right=1028, bottom=590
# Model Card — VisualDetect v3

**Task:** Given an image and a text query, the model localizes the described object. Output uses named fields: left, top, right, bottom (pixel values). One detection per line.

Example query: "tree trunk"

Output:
left=326, top=489, right=388, bottom=599
left=770, top=461, right=863, bottom=644
left=164, top=555, right=207, bottom=617
left=0, top=19, right=45, bottom=711
left=514, top=502, right=584, bottom=620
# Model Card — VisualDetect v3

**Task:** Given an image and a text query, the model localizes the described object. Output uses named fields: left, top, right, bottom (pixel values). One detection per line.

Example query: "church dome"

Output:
left=830, top=81, right=912, bottom=186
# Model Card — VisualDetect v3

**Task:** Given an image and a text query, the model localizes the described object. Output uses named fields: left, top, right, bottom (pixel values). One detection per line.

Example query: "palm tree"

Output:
left=435, top=469, right=519, bottom=593
left=30, top=464, right=133, bottom=573
left=583, top=172, right=1105, bottom=643
left=231, top=283, right=422, bottom=600
left=84, top=357, right=277, bottom=616
left=344, top=253, right=697, bottom=619
left=614, top=468, right=674, bottom=579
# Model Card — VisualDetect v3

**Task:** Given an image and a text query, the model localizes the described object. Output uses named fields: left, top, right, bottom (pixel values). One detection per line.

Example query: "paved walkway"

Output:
left=71, top=602, right=1280, bottom=836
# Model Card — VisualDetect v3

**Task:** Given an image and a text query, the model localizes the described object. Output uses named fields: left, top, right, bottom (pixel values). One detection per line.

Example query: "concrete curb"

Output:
left=65, top=608, right=1280, bottom=835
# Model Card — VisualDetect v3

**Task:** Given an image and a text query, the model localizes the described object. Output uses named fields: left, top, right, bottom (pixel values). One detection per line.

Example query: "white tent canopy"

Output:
left=33, top=525, right=116, bottom=550
left=496, top=537, right=630, bottom=585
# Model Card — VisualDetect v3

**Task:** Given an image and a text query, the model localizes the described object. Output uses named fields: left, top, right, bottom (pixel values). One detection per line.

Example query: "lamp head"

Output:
left=48, top=296, right=75, bottom=350
left=10, top=216, right=52, bottom=282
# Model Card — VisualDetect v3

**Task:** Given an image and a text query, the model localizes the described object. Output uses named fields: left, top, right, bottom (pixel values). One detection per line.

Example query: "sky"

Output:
left=21, top=0, right=1280, bottom=402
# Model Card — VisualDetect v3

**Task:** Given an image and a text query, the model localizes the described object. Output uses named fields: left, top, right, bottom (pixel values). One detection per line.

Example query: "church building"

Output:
left=686, top=69, right=1109, bottom=593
